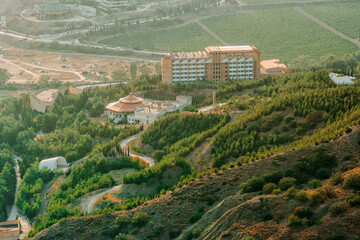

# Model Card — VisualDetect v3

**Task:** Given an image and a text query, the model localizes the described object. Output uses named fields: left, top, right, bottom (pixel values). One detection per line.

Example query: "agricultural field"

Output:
left=98, top=23, right=221, bottom=52
left=244, top=0, right=320, bottom=3
left=303, top=3, right=360, bottom=39
left=200, top=8, right=358, bottom=62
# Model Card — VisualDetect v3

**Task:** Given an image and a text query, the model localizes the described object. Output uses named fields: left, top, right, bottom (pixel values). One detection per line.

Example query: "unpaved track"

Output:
left=196, top=20, right=230, bottom=46
left=294, top=7, right=360, bottom=48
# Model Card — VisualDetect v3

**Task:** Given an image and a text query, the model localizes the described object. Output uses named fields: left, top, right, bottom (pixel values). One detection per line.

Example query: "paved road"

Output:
left=294, top=7, right=360, bottom=48
left=7, top=156, right=32, bottom=239
left=86, top=184, right=124, bottom=212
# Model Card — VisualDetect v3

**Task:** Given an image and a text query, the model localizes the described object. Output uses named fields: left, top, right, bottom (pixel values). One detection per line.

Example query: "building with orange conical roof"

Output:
left=106, top=93, right=151, bottom=122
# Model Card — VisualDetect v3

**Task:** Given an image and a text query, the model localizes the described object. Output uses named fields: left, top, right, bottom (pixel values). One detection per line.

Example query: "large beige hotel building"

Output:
left=161, top=45, right=262, bottom=84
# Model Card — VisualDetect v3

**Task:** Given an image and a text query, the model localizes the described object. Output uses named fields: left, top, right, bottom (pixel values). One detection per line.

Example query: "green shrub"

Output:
left=287, top=214, right=302, bottom=226
left=114, top=214, right=130, bottom=228
left=239, top=177, right=265, bottom=193
left=285, top=116, right=294, bottom=123
left=329, top=201, right=350, bottom=216
left=131, top=212, right=149, bottom=227
left=308, top=179, right=322, bottom=189
left=129, top=228, right=139, bottom=235
left=262, top=183, right=278, bottom=194
left=285, top=187, right=298, bottom=199
left=152, top=150, right=166, bottom=162
left=318, top=185, right=337, bottom=199
left=344, top=193, right=360, bottom=207
left=309, top=191, right=323, bottom=205
left=343, top=173, right=360, bottom=191
left=294, top=206, right=313, bottom=219
left=315, top=167, right=331, bottom=180
left=114, top=233, right=129, bottom=240
left=263, top=171, right=283, bottom=184
left=330, top=172, right=343, bottom=185
left=278, top=177, right=296, bottom=191
left=272, top=189, right=281, bottom=195
left=295, top=190, right=307, bottom=202
left=189, top=211, right=203, bottom=223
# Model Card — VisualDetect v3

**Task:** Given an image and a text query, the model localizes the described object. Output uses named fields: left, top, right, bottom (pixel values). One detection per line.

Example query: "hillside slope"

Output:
left=34, top=126, right=360, bottom=240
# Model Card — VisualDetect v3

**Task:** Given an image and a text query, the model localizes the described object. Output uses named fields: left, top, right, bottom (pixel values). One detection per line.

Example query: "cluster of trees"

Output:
left=141, top=113, right=224, bottom=151
left=0, top=146, right=16, bottom=221
left=16, top=163, right=54, bottom=219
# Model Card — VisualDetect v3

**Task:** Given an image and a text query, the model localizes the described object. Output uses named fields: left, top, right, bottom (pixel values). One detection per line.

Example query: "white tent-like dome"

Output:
left=39, top=157, right=68, bottom=171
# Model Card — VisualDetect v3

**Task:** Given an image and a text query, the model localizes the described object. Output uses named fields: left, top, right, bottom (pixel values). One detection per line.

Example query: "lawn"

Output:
left=200, top=8, right=358, bottom=62
left=98, top=23, right=221, bottom=52
left=303, top=3, right=360, bottom=39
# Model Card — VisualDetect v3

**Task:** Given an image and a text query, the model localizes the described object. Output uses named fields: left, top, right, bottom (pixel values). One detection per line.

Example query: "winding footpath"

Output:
left=85, top=132, right=155, bottom=212
left=7, top=156, right=32, bottom=239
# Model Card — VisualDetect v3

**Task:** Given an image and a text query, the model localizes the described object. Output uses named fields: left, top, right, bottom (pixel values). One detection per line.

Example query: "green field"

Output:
left=200, top=8, right=358, bottom=62
left=304, top=3, right=360, bottom=39
left=99, top=23, right=221, bottom=52
left=244, top=0, right=316, bottom=3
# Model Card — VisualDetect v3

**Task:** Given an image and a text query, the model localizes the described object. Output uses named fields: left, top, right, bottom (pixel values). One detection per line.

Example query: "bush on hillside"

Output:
left=287, top=214, right=302, bottom=226
left=263, top=171, right=283, bottom=184
left=309, top=191, right=323, bottom=205
left=278, top=177, right=296, bottom=191
left=308, top=179, right=322, bottom=189
left=330, top=172, right=343, bottom=185
left=345, top=193, right=360, bottom=207
left=239, top=177, right=265, bottom=193
left=131, top=212, right=149, bottom=227
left=343, top=173, right=360, bottom=191
left=295, top=190, right=308, bottom=202
left=262, top=183, right=278, bottom=194
left=329, top=201, right=350, bottom=216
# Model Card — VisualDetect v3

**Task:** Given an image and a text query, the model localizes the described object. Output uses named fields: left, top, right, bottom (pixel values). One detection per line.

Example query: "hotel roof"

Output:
left=205, top=45, right=261, bottom=54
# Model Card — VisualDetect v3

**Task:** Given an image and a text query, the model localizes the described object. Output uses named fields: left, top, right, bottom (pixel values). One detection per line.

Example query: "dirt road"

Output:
left=196, top=20, right=230, bottom=46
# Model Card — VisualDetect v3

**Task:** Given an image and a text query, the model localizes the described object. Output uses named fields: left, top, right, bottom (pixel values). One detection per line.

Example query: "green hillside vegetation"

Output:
left=211, top=71, right=360, bottom=167
left=99, top=23, right=221, bottom=52
left=201, top=8, right=358, bottom=61
left=304, top=3, right=360, bottom=39
left=141, top=113, right=224, bottom=151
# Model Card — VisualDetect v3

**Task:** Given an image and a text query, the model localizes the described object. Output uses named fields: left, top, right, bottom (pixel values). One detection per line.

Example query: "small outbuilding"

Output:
left=39, top=157, right=68, bottom=171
